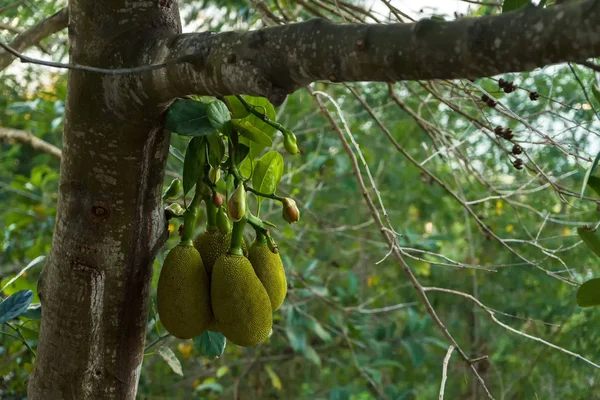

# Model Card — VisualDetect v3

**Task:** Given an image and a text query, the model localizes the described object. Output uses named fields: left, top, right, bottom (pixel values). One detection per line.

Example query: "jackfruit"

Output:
left=157, top=244, right=212, bottom=339
left=211, top=253, right=272, bottom=346
left=193, top=229, right=248, bottom=277
left=248, top=240, right=287, bottom=311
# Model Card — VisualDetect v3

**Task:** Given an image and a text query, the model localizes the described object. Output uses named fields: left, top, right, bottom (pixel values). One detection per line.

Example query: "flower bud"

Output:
left=216, top=206, right=231, bottom=234
left=281, top=197, right=299, bottom=223
left=283, top=132, right=299, bottom=155
left=212, top=191, right=223, bottom=207
left=162, top=178, right=182, bottom=200
left=227, top=185, right=247, bottom=222
left=209, top=166, right=221, bottom=183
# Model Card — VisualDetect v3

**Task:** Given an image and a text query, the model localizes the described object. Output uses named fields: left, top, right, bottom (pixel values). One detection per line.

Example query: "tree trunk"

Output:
left=28, top=1, right=180, bottom=398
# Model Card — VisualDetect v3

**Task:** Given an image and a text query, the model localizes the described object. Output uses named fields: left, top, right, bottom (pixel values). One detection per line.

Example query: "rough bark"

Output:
left=144, top=0, right=600, bottom=104
left=27, top=1, right=180, bottom=399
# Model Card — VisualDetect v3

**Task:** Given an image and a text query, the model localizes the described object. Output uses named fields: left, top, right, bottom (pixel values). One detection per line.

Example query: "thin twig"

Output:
left=423, top=287, right=600, bottom=370
left=309, top=87, right=495, bottom=399
left=439, top=345, right=455, bottom=400
left=0, top=39, right=192, bottom=75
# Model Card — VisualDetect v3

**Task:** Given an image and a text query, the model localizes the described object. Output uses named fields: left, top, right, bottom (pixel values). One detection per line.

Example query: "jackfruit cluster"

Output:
left=157, top=229, right=287, bottom=347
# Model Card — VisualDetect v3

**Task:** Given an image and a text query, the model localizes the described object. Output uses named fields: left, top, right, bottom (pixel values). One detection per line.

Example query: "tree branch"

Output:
left=0, top=128, right=62, bottom=159
left=143, top=0, right=600, bottom=104
left=0, top=7, right=68, bottom=72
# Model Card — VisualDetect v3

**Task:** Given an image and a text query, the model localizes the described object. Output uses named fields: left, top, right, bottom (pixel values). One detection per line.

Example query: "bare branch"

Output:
left=439, top=345, right=455, bottom=400
left=0, top=7, right=68, bottom=72
left=0, top=128, right=62, bottom=159
left=309, top=88, right=495, bottom=399
left=424, top=287, right=600, bottom=370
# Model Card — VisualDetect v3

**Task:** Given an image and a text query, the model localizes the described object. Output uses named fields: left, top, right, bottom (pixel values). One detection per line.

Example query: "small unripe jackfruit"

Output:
left=211, top=254, right=272, bottom=346
left=193, top=229, right=248, bottom=276
left=157, top=245, right=212, bottom=339
left=248, top=239, right=287, bottom=311
left=227, top=185, right=246, bottom=222
left=281, top=197, right=300, bottom=223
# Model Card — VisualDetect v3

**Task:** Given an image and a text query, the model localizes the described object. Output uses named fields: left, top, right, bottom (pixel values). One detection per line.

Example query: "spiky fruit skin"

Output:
left=157, top=245, right=212, bottom=339
left=248, top=241, right=287, bottom=311
left=193, top=229, right=248, bottom=277
left=211, top=254, right=272, bottom=347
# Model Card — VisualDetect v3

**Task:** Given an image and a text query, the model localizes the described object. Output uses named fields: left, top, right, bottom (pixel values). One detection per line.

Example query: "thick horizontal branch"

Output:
left=0, top=7, right=67, bottom=72
left=144, top=0, right=600, bottom=104
left=0, top=127, right=62, bottom=159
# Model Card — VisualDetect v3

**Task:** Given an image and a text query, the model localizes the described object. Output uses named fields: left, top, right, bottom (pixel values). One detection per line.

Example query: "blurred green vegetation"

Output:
left=3, top=0, right=600, bottom=399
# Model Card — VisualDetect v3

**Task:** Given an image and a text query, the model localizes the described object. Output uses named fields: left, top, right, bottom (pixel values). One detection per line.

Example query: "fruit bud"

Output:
left=212, top=191, right=223, bottom=207
left=283, top=131, right=299, bottom=155
left=209, top=166, right=221, bottom=183
left=164, top=203, right=185, bottom=219
left=216, top=206, right=232, bottom=234
left=227, top=185, right=247, bottom=222
left=281, top=197, right=299, bottom=223
left=162, top=178, right=182, bottom=200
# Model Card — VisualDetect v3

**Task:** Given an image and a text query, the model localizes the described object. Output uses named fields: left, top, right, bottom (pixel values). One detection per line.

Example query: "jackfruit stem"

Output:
left=205, top=197, right=218, bottom=229
left=229, top=219, right=246, bottom=256
left=255, top=231, right=267, bottom=245
left=181, top=186, right=203, bottom=243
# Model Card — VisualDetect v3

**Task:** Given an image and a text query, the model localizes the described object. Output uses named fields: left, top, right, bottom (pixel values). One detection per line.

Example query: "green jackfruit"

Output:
left=211, top=253, right=272, bottom=346
left=248, top=240, right=287, bottom=311
left=193, top=229, right=248, bottom=277
left=157, top=245, right=212, bottom=339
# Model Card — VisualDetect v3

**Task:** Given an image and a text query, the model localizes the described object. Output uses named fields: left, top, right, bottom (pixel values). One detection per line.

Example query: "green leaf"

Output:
left=1, top=256, right=46, bottom=291
left=239, top=157, right=253, bottom=179
left=285, top=326, right=306, bottom=352
left=165, top=99, right=214, bottom=137
left=157, top=346, right=183, bottom=376
left=581, top=151, right=600, bottom=197
left=182, top=137, right=206, bottom=196
left=206, top=133, right=225, bottom=167
left=232, top=119, right=273, bottom=147
left=234, top=143, right=250, bottom=166
left=169, top=145, right=185, bottom=163
left=363, top=367, right=383, bottom=384
left=329, top=387, right=350, bottom=400
left=577, top=226, right=600, bottom=258
left=207, top=100, right=232, bottom=133
left=502, top=0, right=530, bottom=13
left=592, top=85, right=600, bottom=105
left=577, top=278, right=600, bottom=307
left=227, top=96, right=277, bottom=136
left=196, top=382, right=224, bottom=393
left=20, top=303, right=42, bottom=320
left=588, top=176, right=600, bottom=197
left=226, top=96, right=251, bottom=119
left=0, top=290, right=34, bottom=324
left=252, top=151, right=284, bottom=209
left=265, top=365, right=283, bottom=391
left=303, top=345, right=321, bottom=367
left=193, top=330, right=226, bottom=359
left=307, top=318, right=332, bottom=343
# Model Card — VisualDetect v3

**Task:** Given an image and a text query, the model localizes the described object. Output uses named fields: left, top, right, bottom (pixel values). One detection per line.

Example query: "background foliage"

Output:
left=2, top=0, right=600, bottom=399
